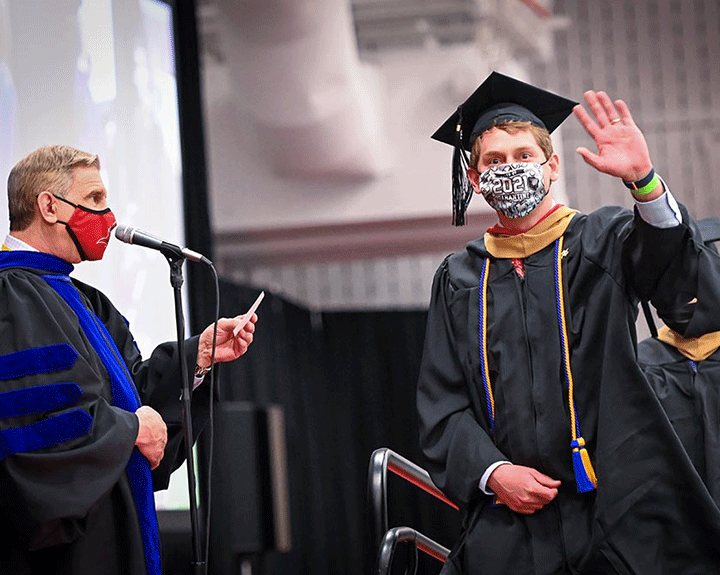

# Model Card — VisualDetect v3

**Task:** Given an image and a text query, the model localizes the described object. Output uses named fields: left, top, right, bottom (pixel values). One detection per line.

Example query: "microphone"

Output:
left=115, top=224, right=211, bottom=265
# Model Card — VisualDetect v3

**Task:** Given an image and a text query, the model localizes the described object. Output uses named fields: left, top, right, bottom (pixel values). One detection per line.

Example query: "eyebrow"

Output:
left=481, top=146, right=538, bottom=159
left=84, top=188, right=107, bottom=199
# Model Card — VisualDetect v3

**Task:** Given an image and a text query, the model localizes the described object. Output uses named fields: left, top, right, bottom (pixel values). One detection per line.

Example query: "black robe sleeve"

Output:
left=0, top=270, right=139, bottom=547
left=416, top=257, right=506, bottom=508
left=72, top=279, right=212, bottom=490
left=624, top=204, right=720, bottom=337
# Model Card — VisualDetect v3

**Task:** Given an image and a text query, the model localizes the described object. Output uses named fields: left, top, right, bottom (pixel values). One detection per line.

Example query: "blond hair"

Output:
left=7, top=145, right=100, bottom=231
left=469, top=121, right=553, bottom=170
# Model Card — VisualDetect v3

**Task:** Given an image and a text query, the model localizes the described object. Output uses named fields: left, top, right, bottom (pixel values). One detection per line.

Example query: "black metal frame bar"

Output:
left=368, top=448, right=458, bottom=574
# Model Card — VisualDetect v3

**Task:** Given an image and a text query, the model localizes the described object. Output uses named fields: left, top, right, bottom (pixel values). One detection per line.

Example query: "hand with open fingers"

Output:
left=135, top=405, right=167, bottom=470
left=196, top=314, right=257, bottom=368
left=486, top=463, right=561, bottom=514
left=573, top=90, right=654, bottom=183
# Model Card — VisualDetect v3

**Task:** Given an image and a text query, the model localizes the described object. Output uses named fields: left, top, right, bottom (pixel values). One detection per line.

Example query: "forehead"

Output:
left=477, top=127, right=541, bottom=153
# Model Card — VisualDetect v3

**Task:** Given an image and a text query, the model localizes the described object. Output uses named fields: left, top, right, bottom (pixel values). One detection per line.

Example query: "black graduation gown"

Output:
left=417, top=205, right=720, bottom=575
left=638, top=337, right=720, bottom=508
left=0, top=256, right=210, bottom=575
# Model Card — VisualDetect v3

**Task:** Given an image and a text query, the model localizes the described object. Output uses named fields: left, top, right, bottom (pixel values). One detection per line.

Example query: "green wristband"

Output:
left=623, top=167, right=660, bottom=196
left=630, top=172, right=660, bottom=196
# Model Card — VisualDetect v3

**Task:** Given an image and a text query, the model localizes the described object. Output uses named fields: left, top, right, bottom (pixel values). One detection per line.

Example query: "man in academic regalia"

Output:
left=638, top=217, right=720, bottom=508
left=0, top=145, right=258, bottom=575
left=416, top=72, right=720, bottom=574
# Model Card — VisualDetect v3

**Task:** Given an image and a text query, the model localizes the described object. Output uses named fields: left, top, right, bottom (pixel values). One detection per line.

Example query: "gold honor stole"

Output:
left=484, top=205, right=578, bottom=259
left=657, top=325, right=720, bottom=362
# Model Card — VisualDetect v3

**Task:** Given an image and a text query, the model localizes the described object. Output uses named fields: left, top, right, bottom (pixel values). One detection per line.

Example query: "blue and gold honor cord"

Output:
left=479, top=237, right=597, bottom=493
left=479, top=257, right=495, bottom=435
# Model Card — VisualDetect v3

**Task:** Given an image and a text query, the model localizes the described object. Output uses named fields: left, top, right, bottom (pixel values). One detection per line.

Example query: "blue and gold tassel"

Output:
left=571, top=438, right=597, bottom=492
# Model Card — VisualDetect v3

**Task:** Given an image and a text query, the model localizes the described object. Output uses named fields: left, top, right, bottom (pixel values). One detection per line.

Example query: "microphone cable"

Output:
left=203, top=262, right=220, bottom=575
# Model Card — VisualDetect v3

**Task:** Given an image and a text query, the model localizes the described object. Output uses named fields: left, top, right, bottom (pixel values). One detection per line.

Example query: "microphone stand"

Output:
left=165, top=252, right=205, bottom=575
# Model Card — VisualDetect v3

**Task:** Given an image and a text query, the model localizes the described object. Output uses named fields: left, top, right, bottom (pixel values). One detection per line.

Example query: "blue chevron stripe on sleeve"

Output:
left=0, top=382, right=83, bottom=419
left=0, top=344, right=78, bottom=382
left=0, top=409, right=93, bottom=460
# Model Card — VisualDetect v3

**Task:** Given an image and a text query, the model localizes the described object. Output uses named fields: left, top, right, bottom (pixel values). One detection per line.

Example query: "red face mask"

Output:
left=55, top=195, right=117, bottom=261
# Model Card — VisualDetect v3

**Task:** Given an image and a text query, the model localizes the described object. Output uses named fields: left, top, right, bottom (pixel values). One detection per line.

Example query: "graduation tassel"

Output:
left=571, top=438, right=598, bottom=492
left=555, top=237, right=598, bottom=492
left=452, top=106, right=474, bottom=226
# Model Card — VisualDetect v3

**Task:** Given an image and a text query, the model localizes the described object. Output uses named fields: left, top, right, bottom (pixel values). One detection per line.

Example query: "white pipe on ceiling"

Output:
left=211, top=0, right=392, bottom=179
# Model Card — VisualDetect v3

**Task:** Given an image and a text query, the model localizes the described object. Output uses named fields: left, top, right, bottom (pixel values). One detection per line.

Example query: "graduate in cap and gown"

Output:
left=416, top=72, right=720, bottom=574
left=638, top=217, right=720, bottom=508
left=0, top=146, right=258, bottom=575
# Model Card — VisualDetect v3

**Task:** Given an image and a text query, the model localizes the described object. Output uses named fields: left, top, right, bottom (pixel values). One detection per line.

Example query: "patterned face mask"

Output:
left=478, top=161, right=549, bottom=219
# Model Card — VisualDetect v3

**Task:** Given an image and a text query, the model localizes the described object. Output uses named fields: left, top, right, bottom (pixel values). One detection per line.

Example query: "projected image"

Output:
left=1, top=0, right=189, bottom=508
left=0, top=1, right=15, bottom=180
left=0, top=0, right=184, bottom=357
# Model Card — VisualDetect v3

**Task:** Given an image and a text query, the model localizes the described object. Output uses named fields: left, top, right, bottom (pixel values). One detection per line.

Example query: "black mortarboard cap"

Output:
left=432, top=71, right=577, bottom=225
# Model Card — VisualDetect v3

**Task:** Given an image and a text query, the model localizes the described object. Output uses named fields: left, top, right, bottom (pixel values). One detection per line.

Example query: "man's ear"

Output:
left=468, top=167, right=481, bottom=194
left=548, top=153, right=561, bottom=183
left=36, top=191, right=59, bottom=224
